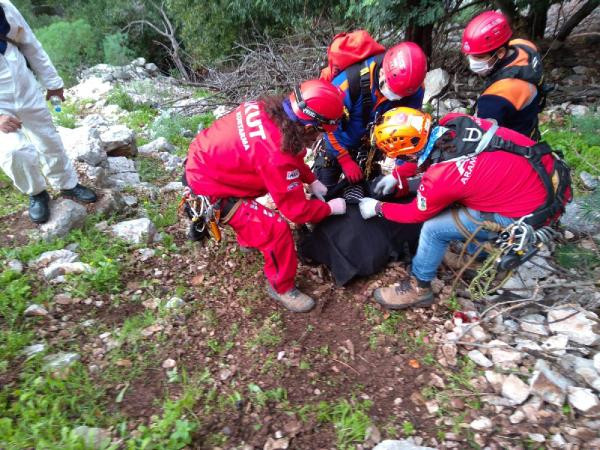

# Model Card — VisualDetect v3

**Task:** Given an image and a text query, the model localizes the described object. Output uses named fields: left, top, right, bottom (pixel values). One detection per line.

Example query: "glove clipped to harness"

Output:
left=328, top=198, right=347, bottom=215
left=338, top=153, right=364, bottom=184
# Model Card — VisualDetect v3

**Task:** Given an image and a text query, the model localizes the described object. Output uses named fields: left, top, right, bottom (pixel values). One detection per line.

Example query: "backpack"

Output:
left=429, top=116, right=572, bottom=228
left=320, top=30, right=386, bottom=127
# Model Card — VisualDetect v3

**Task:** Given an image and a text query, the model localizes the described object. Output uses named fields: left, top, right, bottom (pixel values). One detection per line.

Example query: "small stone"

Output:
left=42, top=352, right=80, bottom=371
left=529, top=359, right=574, bottom=407
left=468, top=350, right=493, bottom=368
left=110, top=218, right=157, bottom=244
left=31, top=249, right=79, bottom=268
left=165, top=296, right=185, bottom=309
left=22, top=343, right=46, bottom=357
left=54, top=293, right=73, bottom=305
left=393, top=397, right=403, bottom=406
left=442, top=343, right=458, bottom=366
left=501, top=374, right=530, bottom=405
left=594, top=353, right=600, bottom=373
left=263, top=436, right=289, bottom=450
left=373, top=440, right=435, bottom=450
left=580, top=171, right=598, bottom=190
left=549, top=433, right=567, bottom=448
left=137, top=248, right=155, bottom=262
left=468, top=325, right=489, bottom=342
left=488, top=340, right=522, bottom=367
left=519, top=314, right=549, bottom=335
left=469, top=416, right=492, bottom=432
left=219, top=368, right=233, bottom=381
left=509, top=410, right=525, bottom=424
left=72, top=426, right=111, bottom=450
left=24, top=304, right=48, bottom=317
left=425, top=400, right=439, bottom=414
left=485, top=370, right=506, bottom=393
left=515, top=337, right=542, bottom=352
left=429, top=373, right=445, bottom=389
left=142, top=298, right=159, bottom=310
left=141, top=324, right=163, bottom=337
left=7, top=259, right=23, bottom=273
left=162, top=358, right=176, bottom=369
left=528, top=433, right=545, bottom=443
left=548, top=307, right=600, bottom=346
left=541, top=334, right=569, bottom=356
left=568, top=386, right=600, bottom=417
left=277, top=351, right=285, bottom=360
left=365, top=424, right=382, bottom=445
left=43, top=261, right=96, bottom=281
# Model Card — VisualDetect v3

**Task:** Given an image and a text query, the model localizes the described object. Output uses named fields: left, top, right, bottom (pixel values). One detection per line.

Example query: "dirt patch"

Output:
left=0, top=210, right=36, bottom=248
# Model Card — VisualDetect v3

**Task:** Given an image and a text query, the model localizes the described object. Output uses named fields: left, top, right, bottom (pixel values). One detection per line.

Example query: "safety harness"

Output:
left=345, top=53, right=394, bottom=128
left=428, top=116, right=572, bottom=229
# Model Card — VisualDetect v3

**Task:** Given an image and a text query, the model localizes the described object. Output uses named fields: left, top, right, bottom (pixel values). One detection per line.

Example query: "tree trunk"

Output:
left=556, top=0, right=600, bottom=41
left=406, top=22, right=434, bottom=58
left=530, top=0, right=551, bottom=39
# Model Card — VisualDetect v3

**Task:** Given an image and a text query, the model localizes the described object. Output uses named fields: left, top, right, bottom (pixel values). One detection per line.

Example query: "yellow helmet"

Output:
left=371, top=107, right=432, bottom=158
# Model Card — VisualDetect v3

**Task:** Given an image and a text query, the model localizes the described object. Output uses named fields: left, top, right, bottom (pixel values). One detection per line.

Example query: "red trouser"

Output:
left=227, top=199, right=297, bottom=294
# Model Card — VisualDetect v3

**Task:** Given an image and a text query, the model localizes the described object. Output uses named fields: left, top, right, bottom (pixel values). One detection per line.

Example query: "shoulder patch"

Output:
left=286, top=169, right=300, bottom=180
left=287, top=181, right=301, bottom=191
left=417, top=191, right=427, bottom=211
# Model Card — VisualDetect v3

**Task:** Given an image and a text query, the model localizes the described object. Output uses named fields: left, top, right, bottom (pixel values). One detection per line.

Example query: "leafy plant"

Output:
left=106, top=86, right=136, bottom=112
left=102, top=32, right=135, bottom=66
left=316, top=398, right=373, bottom=450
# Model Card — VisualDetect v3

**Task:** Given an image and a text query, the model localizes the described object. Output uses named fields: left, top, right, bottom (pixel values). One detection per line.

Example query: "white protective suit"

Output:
left=0, top=0, right=77, bottom=195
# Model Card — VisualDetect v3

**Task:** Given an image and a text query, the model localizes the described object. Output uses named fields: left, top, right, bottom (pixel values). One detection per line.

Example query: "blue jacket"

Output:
left=0, top=6, right=9, bottom=54
left=323, top=54, right=424, bottom=159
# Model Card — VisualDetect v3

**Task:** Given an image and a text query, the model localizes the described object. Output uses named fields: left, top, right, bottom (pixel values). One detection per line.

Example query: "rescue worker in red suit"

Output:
left=359, top=108, right=571, bottom=310
left=185, top=80, right=347, bottom=313
left=461, top=11, right=546, bottom=139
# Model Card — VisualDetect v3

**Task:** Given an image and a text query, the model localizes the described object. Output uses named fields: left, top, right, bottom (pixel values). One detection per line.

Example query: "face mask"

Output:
left=468, top=54, right=497, bottom=76
left=379, top=82, right=403, bottom=101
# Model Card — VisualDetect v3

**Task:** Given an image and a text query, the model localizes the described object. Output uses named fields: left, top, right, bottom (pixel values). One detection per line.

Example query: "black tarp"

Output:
left=298, top=179, right=422, bottom=285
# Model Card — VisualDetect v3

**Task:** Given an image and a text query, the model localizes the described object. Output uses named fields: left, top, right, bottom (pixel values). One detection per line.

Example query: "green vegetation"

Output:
left=36, top=19, right=100, bottom=86
left=106, top=86, right=137, bottom=112
left=0, top=171, right=27, bottom=217
left=102, top=32, right=136, bottom=66
left=556, top=243, right=600, bottom=271
left=150, top=113, right=215, bottom=155
left=316, top=398, right=373, bottom=449
left=542, top=114, right=600, bottom=184
left=137, top=156, right=172, bottom=184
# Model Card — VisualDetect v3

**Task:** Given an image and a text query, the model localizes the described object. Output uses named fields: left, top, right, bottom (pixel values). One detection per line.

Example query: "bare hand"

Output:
left=46, top=88, right=65, bottom=101
left=0, top=115, right=22, bottom=133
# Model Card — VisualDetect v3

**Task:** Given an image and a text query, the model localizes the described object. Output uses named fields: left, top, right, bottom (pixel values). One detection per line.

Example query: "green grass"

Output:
left=137, top=155, right=172, bottom=184
left=123, top=105, right=159, bottom=133
left=542, top=113, right=600, bottom=183
left=0, top=171, right=27, bottom=217
left=142, top=199, right=179, bottom=230
left=106, top=86, right=137, bottom=112
left=0, top=362, right=109, bottom=448
left=316, top=398, right=373, bottom=450
left=556, top=243, right=600, bottom=270
left=247, top=312, right=283, bottom=349
left=150, top=113, right=215, bottom=156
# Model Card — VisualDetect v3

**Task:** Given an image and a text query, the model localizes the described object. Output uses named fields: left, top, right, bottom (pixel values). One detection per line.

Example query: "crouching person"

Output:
left=184, top=80, right=347, bottom=313
left=359, top=108, right=571, bottom=310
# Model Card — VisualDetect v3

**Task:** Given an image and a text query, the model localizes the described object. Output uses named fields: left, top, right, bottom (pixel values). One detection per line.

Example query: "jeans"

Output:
left=411, top=208, right=514, bottom=282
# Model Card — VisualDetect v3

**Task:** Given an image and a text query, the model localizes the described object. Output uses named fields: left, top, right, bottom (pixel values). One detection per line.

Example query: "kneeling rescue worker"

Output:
left=184, top=80, right=347, bottom=313
left=461, top=11, right=548, bottom=139
left=359, top=107, right=571, bottom=310
left=315, top=40, right=428, bottom=188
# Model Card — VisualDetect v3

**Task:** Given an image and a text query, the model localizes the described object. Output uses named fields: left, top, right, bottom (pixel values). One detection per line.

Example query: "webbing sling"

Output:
left=346, top=53, right=384, bottom=127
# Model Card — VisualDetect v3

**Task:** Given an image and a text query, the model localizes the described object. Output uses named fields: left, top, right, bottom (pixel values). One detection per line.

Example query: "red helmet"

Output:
left=289, top=79, right=345, bottom=132
left=461, top=11, right=512, bottom=55
left=381, top=42, right=427, bottom=97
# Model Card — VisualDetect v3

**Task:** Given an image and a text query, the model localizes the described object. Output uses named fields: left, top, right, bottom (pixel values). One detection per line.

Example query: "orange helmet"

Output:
left=371, top=107, right=432, bottom=158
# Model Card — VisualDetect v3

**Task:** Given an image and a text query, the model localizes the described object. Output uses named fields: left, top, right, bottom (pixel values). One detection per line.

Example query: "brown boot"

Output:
left=266, top=283, right=315, bottom=313
left=443, top=250, right=482, bottom=271
left=373, top=277, right=434, bottom=310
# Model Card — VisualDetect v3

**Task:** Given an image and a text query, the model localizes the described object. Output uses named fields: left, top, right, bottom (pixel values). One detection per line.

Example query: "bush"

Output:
left=102, top=32, right=135, bottom=66
left=106, top=86, right=136, bottom=112
left=35, top=19, right=101, bottom=86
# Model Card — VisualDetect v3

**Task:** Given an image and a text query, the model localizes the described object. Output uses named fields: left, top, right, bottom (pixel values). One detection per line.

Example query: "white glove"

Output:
left=309, top=180, right=328, bottom=201
left=374, top=174, right=399, bottom=196
left=359, top=197, right=380, bottom=219
left=327, top=198, right=346, bottom=215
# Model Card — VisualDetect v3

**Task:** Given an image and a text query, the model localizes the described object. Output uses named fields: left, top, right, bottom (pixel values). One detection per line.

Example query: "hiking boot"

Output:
left=29, top=190, right=50, bottom=224
left=443, top=250, right=483, bottom=271
left=373, top=277, right=434, bottom=310
left=266, top=283, right=315, bottom=313
left=61, top=183, right=97, bottom=203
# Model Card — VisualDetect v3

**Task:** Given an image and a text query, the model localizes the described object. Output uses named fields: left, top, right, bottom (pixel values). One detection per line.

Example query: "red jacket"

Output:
left=382, top=113, right=554, bottom=223
left=185, top=101, right=331, bottom=224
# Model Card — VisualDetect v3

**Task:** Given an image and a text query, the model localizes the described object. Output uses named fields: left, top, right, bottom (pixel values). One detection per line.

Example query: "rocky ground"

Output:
left=0, top=53, right=600, bottom=449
